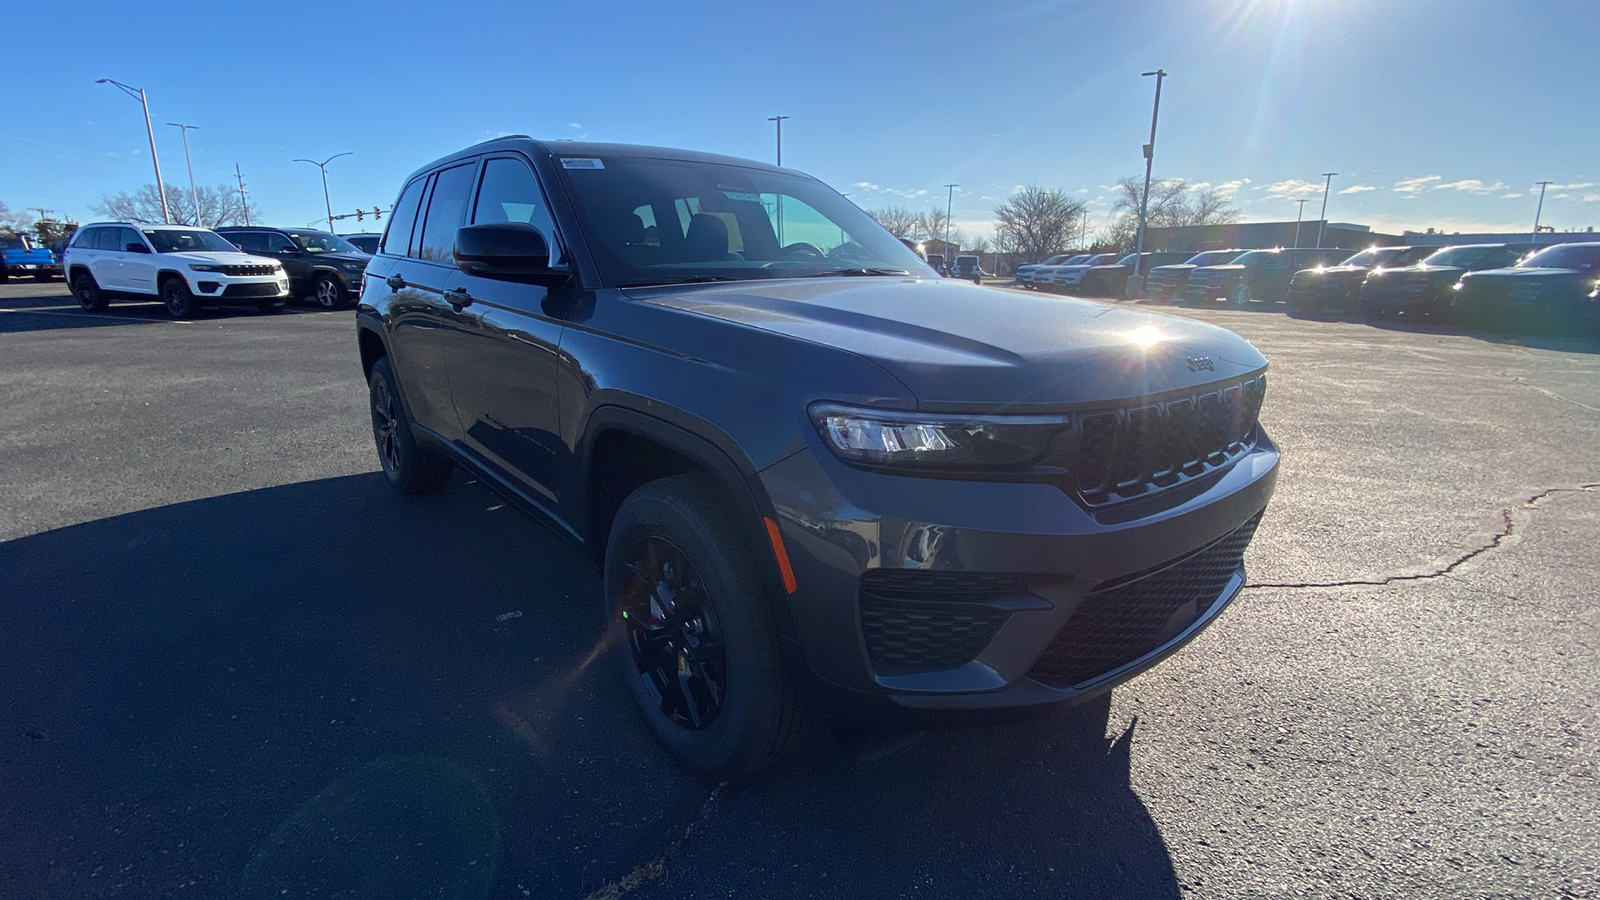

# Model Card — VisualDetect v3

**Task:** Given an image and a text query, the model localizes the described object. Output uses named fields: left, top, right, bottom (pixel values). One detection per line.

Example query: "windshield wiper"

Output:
left=801, top=267, right=911, bottom=277
left=616, top=275, right=742, bottom=287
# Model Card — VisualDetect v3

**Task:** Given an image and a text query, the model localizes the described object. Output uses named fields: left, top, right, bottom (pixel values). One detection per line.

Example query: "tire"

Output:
left=1229, top=283, right=1251, bottom=307
left=71, top=271, right=109, bottom=312
left=604, top=474, right=807, bottom=782
left=313, top=273, right=348, bottom=310
left=161, top=276, right=199, bottom=319
left=367, top=357, right=453, bottom=495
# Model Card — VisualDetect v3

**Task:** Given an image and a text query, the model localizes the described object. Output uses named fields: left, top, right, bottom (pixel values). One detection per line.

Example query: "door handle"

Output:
left=445, top=287, right=474, bottom=310
left=385, top=273, right=405, bottom=291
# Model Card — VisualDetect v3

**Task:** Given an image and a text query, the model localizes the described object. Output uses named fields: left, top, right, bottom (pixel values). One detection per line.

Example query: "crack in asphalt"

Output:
left=1246, top=483, right=1599, bottom=590
left=1501, top=370, right=1600, bottom=414
left=578, top=784, right=724, bottom=900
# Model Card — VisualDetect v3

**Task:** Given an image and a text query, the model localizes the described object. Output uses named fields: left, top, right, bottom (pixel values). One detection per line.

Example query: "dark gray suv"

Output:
left=356, top=137, right=1280, bottom=780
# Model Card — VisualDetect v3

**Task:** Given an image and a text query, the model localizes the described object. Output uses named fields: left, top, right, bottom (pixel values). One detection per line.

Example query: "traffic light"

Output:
left=355, top=209, right=364, bottom=222
left=373, top=207, right=382, bottom=221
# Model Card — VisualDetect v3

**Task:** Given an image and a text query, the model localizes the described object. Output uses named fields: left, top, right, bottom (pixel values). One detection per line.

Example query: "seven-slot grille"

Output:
left=1072, top=374, right=1264, bottom=506
left=221, top=264, right=276, bottom=277
left=1027, top=512, right=1261, bottom=688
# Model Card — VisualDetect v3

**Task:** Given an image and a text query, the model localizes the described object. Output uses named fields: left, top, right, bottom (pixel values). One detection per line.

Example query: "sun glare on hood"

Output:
left=1124, top=325, right=1167, bottom=348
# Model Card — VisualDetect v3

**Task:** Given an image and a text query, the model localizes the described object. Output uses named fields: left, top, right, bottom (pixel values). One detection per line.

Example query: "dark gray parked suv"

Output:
left=356, top=137, right=1280, bottom=780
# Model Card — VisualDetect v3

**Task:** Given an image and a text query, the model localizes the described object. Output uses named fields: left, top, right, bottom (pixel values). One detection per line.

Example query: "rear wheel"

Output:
left=72, top=271, right=108, bottom=312
left=1229, top=283, right=1251, bottom=307
left=368, top=357, right=453, bottom=495
left=161, top=276, right=199, bottom=319
left=605, top=474, right=807, bottom=782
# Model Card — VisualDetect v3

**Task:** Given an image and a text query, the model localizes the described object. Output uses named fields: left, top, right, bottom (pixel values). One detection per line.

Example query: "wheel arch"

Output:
left=579, top=405, right=798, bottom=639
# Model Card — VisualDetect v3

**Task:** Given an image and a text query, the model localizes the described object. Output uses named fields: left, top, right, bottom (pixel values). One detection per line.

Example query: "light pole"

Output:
left=234, top=164, right=251, bottom=226
left=1292, top=198, right=1309, bottom=247
left=944, top=183, right=959, bottom=272
left=167, top=122, right=202, bottom=226
left=96, top=78, right=171, bottom=223
left=1315, top=172, right=1337, bottom=248
left=1130, top=69, right=1167, bottom=298
left=293, top=152, right=353, bottom=232
left=1531, top=181, right=1553, bottom=245
left=766, top=115, right=789, bottom=166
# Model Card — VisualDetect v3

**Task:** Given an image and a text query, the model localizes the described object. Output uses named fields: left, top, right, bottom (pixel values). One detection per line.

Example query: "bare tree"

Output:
left=1105, top=176, right=1240, bottom=249
left=865, top=204, right=921, bottom=239
left=0, top=200, right=31, bottom=231
left=993, top=185, right=1086, bottom=263
left=94, top=183, right=255, bottom=227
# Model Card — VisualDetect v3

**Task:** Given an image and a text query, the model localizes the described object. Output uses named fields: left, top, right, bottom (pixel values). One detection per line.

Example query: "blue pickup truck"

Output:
left=1, top=232, right=61, bottom=283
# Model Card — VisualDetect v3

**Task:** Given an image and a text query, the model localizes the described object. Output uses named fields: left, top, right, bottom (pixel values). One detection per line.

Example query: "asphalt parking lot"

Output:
left=2, top=281, right=1596, bottom=899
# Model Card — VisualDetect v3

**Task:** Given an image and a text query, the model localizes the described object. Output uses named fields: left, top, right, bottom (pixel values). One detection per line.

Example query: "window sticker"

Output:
left=560, top=158, right=604, bottom=169
left=722, top=191, right=761, bottom=202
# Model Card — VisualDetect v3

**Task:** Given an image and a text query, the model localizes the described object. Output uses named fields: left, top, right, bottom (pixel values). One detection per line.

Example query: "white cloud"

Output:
left=1554, top=193, right=1572, bottom=200
left=1433, top=179, right=1509, bottom=194
left=1585, top=193, right=1600, bottom=202
left=853, top=181, right=880, bottom=191
left=1501, top=192, right=1524, bottom=199
left=568, top=122, right=582, bottom=129
left=1553, top=181, right=1595, bottom=190
left=1214, top=180, right=1246, bottom=196
left=1393, top=175, right=1442, bottom=195
left=1339, top=184, right=1376, bottom=195
left=851, top=181, right=927, bottom=200
left=1259, top=179, right=1324, bottom=199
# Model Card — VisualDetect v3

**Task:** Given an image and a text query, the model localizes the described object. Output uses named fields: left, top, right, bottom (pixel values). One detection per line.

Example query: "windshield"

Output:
left=1420, top=246, right=1515, bottom=268
left=1184, top=250, right=1241, bottom=266
left=1516, top=243, right=1600, bottom=270
left=1083, top=253, right=1119, bottom=265
left=555, top=155, right=932, bottom=286
left=142, top=229, right=240, bottom=254
left=1232, top=250, right=1278, bottom=266
left=286, top=231, right=364, bottom=254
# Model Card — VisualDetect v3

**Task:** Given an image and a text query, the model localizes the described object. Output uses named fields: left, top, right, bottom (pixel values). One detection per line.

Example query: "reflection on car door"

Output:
left=442, top=155, right=572, bottom=521
left=379, top=163, right=478, bottom=442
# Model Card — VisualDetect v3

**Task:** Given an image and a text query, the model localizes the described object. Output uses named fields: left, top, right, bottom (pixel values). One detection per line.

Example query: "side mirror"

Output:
left=124, top=242, right=150, bottom=254
left=454, top=223, right=569, bottom=287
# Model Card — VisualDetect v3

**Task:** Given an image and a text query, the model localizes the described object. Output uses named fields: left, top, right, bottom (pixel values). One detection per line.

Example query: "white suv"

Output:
left=63, top=223, right=290, bottom=318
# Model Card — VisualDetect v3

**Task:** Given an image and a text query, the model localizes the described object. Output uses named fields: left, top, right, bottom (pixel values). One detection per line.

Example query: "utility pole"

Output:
left=234, top=164, right=252, bottom=226
left=1292, top=198, right=1308, bottom=247
left=1315, top=172, right=1337, bottom=248
left=1531, top=181, right=1553, bottom=245
left=27, top=207, right=52, bottom=221
left=167, top=122, right=202, bottom=226
left=944, top=183, right=959, bottom=273
left=1130, top=68, right=1167, bottom=298
left=293, top=152, right=353, bottom=232
left=96, top=79, right=171, bottom=223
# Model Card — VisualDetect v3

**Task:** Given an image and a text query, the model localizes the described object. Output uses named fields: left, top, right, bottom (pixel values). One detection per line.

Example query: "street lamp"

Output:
left=943, top=183, right=958, bottom=273
left=293, top=152, right=353, bottom=232
left=96, top=78, right=171, bottom=223
left=1292, top=198, right=1309, bottom=247
left=167, top=122, right=202, bottom=227
left=1315, top=173, right=1337, bottom=248
left=1130, top=69, right=1167, bottom=298
left=766, top=115, right=790, bottom=166
left=1531, top=181, right=1553, bottom=245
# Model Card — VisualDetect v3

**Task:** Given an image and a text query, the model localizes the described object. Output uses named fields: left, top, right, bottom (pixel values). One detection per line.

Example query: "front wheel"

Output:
left=161, top=277, right=199, bottom=319
left=313, top=273, right=348, bottom=309
left=605, top=474, right=807, bottom=782
left=1229, top=283, right=1251, bottom=307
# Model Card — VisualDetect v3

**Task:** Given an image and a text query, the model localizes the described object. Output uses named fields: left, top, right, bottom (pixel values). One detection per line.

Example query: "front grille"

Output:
left=1072, top=374, right=1264, bottom=507
left=859, top=570, right=1025, bottom=675
left=221, top=264, right=276, bottom=277
left=222, top=282, right=282, bottom=298
left=1028, top=513, right=1261, bottom=688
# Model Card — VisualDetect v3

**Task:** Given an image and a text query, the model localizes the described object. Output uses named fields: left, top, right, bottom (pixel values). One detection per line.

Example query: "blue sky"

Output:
left=4, top=0, right=1595, bottom=241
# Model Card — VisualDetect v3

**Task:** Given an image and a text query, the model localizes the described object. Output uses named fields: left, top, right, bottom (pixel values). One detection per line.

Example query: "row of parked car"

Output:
left=56, top=222, right=373, bottom=317
left=1015, top=243, right=1600, bottom=330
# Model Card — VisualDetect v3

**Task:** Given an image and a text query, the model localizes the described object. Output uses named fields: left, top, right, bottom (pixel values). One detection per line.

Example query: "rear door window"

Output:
left=229, top=232, right=267, bottom=253
left=382, top=177, right=427, bottom=257
left=417, top=163, right=477, bottom=263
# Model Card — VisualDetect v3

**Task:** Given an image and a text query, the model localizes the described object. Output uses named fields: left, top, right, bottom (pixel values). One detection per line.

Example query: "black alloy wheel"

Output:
left=620, top=537, right=727, bottom=730
left=72, top=271, right=108, bottom=312
left=161, top=276, right=198, bottom=319
left=367, top=357, right=453, bottom=494
left=313, top=273, right=346, bottom=309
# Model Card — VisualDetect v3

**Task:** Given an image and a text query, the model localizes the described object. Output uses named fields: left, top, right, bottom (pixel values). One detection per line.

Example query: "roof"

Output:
left=78, top=221, right=215, bottom=230
left=401, top=136, right=796, bottom=187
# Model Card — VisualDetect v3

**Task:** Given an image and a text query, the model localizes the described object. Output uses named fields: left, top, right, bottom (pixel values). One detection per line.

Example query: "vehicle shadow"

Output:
left=1286, top=308, right=1600, bottom=354
left=0, top=290, right=340, bottom=334
left=1, top=471, right=1182, bottom=899
left=0, top=472, right=705, bottom=900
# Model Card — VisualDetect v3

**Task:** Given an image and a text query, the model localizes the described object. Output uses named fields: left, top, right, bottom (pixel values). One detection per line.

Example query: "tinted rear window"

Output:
left=416, top=164, right=476, bottom=263
left=382, top=178, right=427, bottom=257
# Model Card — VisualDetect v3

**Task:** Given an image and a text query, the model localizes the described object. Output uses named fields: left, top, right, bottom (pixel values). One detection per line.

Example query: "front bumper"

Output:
left=756, top=431, right=1279, bottom=715
left=189, top=273, right=290, bottom=300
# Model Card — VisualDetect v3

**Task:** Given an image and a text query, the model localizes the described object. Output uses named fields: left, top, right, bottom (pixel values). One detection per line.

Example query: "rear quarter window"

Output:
left=381, top=178, right=428, bottom=257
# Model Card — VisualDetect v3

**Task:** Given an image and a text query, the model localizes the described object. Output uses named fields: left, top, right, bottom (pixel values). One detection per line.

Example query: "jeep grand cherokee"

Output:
left=356, top=137, right=1280, bottom=780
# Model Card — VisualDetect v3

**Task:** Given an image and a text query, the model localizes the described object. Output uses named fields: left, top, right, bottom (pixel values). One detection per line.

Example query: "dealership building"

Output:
left=1141, top=220, right=1401, bottom=252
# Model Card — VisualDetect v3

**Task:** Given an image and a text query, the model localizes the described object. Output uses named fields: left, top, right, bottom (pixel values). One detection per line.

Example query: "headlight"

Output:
left=341, top=261, right=365, bottom=271
left=809, top=403, right=1066, bottom=470
left=1452, top=281, right=1464, bottom=291
left=188, top=264, right=223, bottom=272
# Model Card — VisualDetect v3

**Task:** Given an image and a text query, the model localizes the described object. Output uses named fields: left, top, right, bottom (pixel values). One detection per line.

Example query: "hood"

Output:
left=1386, top=264, right=1466, bottom=281
left=1087, top=264, right=1132, bottom=273
left=631, top=277, right=1267, bottom=409
left=312, top=252, right=370, bottom=266
left=1149, top=264, right=1197, bottom=275
left=1193, top=264, right=1246, bottom=275
left=162, top=251, right=280, bottom=267
left=1462, top=266, right=1588, bottom=282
